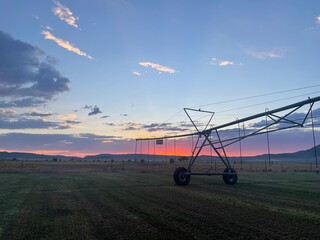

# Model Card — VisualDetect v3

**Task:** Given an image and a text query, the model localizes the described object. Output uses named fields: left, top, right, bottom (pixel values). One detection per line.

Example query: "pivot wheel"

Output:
left=173, top=167, right=191, bottom=186
left=222, top=168, right=238, bottom=185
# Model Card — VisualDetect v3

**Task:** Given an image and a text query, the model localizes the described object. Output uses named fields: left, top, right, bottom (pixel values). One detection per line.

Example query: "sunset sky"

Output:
left=0, top=0, right=320, bottom=157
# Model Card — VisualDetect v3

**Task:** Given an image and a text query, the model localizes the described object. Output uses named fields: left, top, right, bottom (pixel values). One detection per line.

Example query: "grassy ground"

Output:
left=1, top=170, right=320, bottom=239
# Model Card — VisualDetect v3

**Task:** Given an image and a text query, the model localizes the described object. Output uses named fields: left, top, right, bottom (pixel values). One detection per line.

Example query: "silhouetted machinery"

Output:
left=136, top=96, right=320, bottom=185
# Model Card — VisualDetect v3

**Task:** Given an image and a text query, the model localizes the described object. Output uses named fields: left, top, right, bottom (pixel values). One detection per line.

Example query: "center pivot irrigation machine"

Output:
left=136, top=96, right=320, bottom=186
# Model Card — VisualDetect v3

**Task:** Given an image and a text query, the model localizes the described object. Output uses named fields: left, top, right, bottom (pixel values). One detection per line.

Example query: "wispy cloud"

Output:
left=58, top=114, right=77, bottom=121
left=211, top=57, right=235, bottom=67
left=83, top=105, right=92, bottom=109
left=42, top=31, right=92, bottom=59
left=45, top=26, right=53, bottom=31
left=139, top=62, right=176, bottom=73
left=65, top=120, right=81, bottom=125
left=104, top=122, right=115, bottom=126
left=132, top=71, right=142, bottom=76
left=27, top=110, right=54, bottom=117
left=316, top=16, right=320, bottom=24
left=32, top=15, right=39, bottom=20
left=0, top=109, right=16, bottom=116
left=218, top=61, right=234, bottom=66
left=121, top=121, right=190, bottom=132
left=52, top=0, right=79, bottom=28
left=247, top=49, right=283, bottom=59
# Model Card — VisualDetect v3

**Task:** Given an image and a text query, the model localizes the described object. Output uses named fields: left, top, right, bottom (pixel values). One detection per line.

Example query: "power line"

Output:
left=192, top=90, right=320, bottom=122
left=158, top=85, right=320, bottom=130
left=162, top=110, right=183, bottom=124
left=189, top=84, right=320, bottom=109
left=218, top=90, right=320, bottom=114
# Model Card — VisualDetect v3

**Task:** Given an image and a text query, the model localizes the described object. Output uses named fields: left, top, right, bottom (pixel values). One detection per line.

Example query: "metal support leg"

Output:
left=310, top=107, right=319, bottom=174
left=187, top=135, right=207, bottom=171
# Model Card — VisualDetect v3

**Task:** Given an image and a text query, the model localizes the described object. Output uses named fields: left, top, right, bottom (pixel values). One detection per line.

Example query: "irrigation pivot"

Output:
left=136, top=96, right=320, bottom=186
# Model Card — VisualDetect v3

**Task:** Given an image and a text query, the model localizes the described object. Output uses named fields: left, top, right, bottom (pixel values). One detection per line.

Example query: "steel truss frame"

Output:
left=136, top=96, right=320, bottom=184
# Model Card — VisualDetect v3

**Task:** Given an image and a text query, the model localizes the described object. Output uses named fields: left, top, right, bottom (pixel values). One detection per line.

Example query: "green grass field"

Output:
left=1, top=170, right=320, bottom=239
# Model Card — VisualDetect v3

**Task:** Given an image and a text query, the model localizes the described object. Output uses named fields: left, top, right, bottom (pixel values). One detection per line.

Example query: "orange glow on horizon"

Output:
left=0, top=145, right=304, bottom=158
left=0, top=149, right=97, bottom=158
left=25, top=150, right=91, bottom=158
left=142, top=150, right=264, bottom=157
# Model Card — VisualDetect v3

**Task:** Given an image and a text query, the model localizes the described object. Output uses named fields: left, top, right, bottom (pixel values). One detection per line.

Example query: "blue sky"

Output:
left=0, top=0, right=320, bottom=157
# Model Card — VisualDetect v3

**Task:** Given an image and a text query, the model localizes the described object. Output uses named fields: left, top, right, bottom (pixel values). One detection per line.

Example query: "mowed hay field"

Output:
left=1, top=163, right=320, bottom=239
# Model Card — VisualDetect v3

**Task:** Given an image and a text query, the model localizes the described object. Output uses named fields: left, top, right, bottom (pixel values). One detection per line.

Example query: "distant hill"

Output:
left=84, top=153, right=164, bottom=161
left=256, top=145, right=320, bottom=160
left=0, top=151, right=80, bottom=161
left=0, top=144, right=319, bottom=162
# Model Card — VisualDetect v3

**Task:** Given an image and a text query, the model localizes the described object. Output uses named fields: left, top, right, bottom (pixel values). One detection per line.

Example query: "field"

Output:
left=1, top=161, right=320, bottom=239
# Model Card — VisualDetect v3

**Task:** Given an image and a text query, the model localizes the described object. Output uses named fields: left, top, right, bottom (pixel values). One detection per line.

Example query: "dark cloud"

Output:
left=101, top=115, right=110, bottom=119
left=143, top=123, right=170, bottom=128
left=0, top=98, right=46, bottom=108
left=311, top=108, right=320, bottom=116
left=26, top=111, right=54, bottom=117
left=0, top=31, right=70, bottom=107
left=143, top=122, right=189, bottom=132
left=120, top=114, right=128, bottom=117
left=83, top=105, right=92, bottom=109
left=0, top=118, right=70, bottom=129
left=88, top=106, right=102, bottom=116
left=124, top=126, right=138, bottom=131
left=250, top=108, right=320, bottom=129
left=122, top=122, right=190, bottom=132
left=104, top=122, right=115, bottom=126
left=55, top=125, right=71, bottom=130
left=65, top=120, right=81, bottom=125
left=79, top=105, right=103, bottom=116
left=80, top=133, right=118, bottom=140
left=0, top=133, right=130, bottom=154
left=122, top=122, right=140, bottom=131
left=0, top=110, right=73, bottom=129
left=180, top=121, right=196, bottom=128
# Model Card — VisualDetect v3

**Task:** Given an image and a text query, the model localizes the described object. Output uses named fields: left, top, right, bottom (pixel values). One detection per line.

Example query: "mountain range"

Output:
left=0, top=144, right=319, bottom=162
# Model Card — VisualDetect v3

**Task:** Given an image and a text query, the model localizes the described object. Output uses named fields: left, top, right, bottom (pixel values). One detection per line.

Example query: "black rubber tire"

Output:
left=173, top=167, right=191, bottom=186
left=222, top=168, right=238, bottom=185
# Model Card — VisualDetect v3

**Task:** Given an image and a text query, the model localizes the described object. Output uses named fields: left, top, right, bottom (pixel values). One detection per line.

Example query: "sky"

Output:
left=0, top=0, right=320, bottom=157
